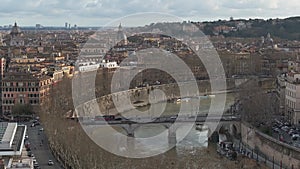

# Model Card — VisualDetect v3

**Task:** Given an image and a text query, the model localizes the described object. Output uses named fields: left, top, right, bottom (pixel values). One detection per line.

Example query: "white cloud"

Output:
left=0, top=0, right=298, bottom=26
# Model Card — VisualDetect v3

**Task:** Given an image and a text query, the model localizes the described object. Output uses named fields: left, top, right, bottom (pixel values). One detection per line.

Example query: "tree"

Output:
left=238, top=78, right=274, bottom=127
left=12, top=103, right=34, bottom=116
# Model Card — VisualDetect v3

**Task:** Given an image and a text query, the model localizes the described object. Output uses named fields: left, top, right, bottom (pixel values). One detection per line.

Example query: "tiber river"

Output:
left=85, top=93, right=236, bottom=158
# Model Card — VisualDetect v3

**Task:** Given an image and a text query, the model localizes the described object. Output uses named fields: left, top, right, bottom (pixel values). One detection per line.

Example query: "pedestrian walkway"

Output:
left=233, top=139, right=294, bottom=169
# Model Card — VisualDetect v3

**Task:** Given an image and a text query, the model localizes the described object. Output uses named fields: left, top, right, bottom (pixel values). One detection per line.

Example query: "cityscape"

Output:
left=0, top=1, right=299, bottom=169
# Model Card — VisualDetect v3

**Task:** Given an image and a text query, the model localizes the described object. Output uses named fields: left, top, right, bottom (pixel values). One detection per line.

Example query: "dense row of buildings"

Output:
left=0, top=22, right=126, bottom=116
left=0, top=23, right=76, bottom=116
left=1, top=21, right=300, bottom=124
left=277, top=59, right=300, bottom=125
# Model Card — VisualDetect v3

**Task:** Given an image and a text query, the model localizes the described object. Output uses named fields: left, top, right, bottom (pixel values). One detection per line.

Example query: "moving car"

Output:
left=48, top=160, right=54, bottom=165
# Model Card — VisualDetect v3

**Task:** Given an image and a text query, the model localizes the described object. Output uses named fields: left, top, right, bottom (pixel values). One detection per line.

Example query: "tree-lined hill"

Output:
left=202, top=17, right=300, bottom=40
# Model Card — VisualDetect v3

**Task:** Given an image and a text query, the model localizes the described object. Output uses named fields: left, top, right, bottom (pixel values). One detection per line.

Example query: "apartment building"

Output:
left=1, top=72, right=52, bottom=113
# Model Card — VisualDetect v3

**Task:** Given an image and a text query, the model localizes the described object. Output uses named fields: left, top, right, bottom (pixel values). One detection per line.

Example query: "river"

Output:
left=84, top=93, right=236, bottom=158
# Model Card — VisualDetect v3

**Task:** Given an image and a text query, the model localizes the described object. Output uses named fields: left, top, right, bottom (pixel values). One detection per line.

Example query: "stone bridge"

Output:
left=117, top=120, right=240, bottom=145
left=82, top=115, right=241, bottom=145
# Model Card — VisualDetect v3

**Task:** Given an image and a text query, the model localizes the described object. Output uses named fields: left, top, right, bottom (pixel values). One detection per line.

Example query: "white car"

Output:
left=39, top=128, right=44, bottom=131
left=170, top=115, right=178, bottom=120
left=48, top=160, right=54, bottom=165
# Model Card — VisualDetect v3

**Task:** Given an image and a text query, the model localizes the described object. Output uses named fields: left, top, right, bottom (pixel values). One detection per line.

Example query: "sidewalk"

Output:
left=233, top=139, right=289, bottom=169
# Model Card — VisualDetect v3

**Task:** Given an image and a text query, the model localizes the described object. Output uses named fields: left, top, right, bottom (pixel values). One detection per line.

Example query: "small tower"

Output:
left=117, top=23, right=128, bottom=45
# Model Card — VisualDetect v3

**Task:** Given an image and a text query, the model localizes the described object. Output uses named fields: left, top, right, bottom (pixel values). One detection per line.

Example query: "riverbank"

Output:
left=42, top=78, right=252, bottom=169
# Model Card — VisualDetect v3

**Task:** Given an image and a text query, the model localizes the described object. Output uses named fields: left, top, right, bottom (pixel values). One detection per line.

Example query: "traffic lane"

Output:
left=27, top=126, right=61, bottom=169
left=26, top=124, right=62, bottom=169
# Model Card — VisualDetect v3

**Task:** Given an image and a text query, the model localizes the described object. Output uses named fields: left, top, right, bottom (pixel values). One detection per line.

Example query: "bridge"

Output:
left=74, top=77, right=270, bottom=145
left=81, top=114, right=241, bottom=145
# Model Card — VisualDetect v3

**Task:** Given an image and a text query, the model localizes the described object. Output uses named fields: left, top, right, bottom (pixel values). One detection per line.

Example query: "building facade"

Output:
left=285, top=73, right=300, bottom=124
left=0, top=58, right=6, bottom=114
left=1, top=73, right=52, bottom=113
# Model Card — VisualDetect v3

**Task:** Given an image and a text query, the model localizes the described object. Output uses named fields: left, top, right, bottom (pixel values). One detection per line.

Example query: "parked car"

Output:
left=281, top=126, right=289, bottom=132
left=39, top=128, right=44, bottom=131
left=289, top=130, right=298, bottom=136
left=284, top=122, right=292, bottom=127
left=272, top=127, right=280, bottom=133
left=292, top=134, right=300, bottom=140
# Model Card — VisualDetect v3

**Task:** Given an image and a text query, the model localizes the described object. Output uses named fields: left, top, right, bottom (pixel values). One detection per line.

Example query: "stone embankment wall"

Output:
left=241, top=123, right=300, bottom=169
left=96, top=79, right=235, bottom=115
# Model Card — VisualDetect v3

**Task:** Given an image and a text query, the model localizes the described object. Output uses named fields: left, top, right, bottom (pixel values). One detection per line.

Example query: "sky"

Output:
left=0, top=0, right=299, bottom=27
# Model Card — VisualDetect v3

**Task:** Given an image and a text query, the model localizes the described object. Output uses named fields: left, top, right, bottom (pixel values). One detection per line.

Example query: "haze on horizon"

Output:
left=0, top=0, right=299, bottom=27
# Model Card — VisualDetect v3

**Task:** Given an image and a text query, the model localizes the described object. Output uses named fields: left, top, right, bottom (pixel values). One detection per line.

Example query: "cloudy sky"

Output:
left=1, top=0, right=299, bottom=27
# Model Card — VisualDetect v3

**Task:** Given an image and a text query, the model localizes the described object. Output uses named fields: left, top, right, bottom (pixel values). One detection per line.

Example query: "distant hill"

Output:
left=201, top=17, right=300, bottom=40
left=131, top=17, right=300, bottom=40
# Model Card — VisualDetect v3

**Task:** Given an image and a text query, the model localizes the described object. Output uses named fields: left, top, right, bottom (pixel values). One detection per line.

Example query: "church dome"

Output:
left=10, top=22, right=22, bottom=36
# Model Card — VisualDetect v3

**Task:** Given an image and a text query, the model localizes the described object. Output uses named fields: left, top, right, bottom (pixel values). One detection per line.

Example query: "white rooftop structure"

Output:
left=0, top=123, right=17, bottom=149
left=99, top=60, right=119, bottom=68
left=0, top=122, right=26, bottom=156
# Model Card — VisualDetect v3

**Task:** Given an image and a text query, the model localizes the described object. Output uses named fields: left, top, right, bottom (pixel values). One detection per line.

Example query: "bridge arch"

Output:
left=205, top=121, right=241, bottom=142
